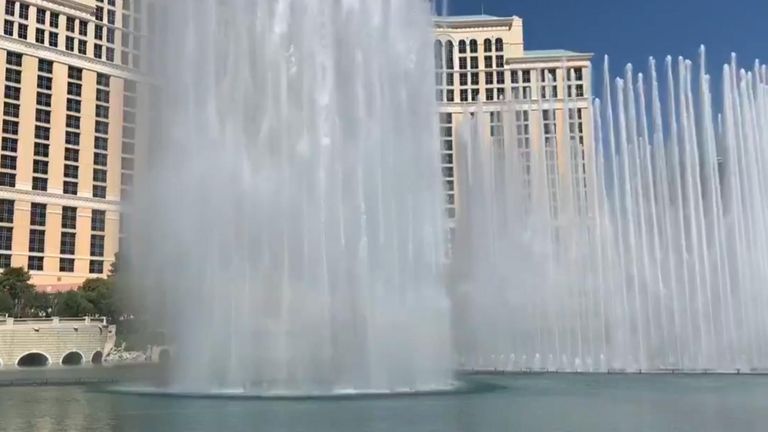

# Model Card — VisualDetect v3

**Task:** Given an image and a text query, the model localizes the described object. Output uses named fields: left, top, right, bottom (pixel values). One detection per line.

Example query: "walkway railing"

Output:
left=0, top=316, right=107, bottom=327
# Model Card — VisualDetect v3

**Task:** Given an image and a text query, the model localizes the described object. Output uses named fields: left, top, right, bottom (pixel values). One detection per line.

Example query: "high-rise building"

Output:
left=0, top=0, right=147, bottom=291
left=433, top=15, right=593, bottom=226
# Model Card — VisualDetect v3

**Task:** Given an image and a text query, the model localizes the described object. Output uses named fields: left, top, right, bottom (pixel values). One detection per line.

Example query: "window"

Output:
left=121, top=156, right=133, bottom=170
left=33, top=142, right=48, bottom=157
left=0, top=154, right=16, bottom=170
left=4, top=20, right=13, bottom=36
left=95, top=105, right=109, bottom=119
left=49, top=12, right=58, bottom=28
left=67, top=82, right=81, bottom=96
left=37, top=76, right=52, bottom=91
left=65, top=35, right=75, bottom=51
left=93, top=168, right=107, bottom=183
left=36, top=9, right=45, bottom=25
left=65, top=114, right=80, bottom=130
left=35, top=28, right=44, bottom=44
left=3, top=102, right=20, bottom=117
left=28, top=229, right=45, bottom=253
left=61, top=207, right=77, bottom=229
left=4, top=85, right=20, bottom=101
left=78, top=20, right=87, bottom=36
left=29, top=203, right=47, bottom=227
left=65, top=131, right=80, bottom=146
left=123, top=110, right=135, bottom=124
left=95, top=121, right=109, bottom=135
left=483, top=39, right=492, bottom=52
left=48, top=32, right=58, bottom=48
left=60, top=232, right=76, bottom=255
left=121, top=140, right=133, bottom=155
left=35, top=109, right=50, bottom=124
left=107, top=9, right=115, bottom=25
left=34, top=125, right=49, bottom=141
left=97, top=73, right=110, bottom=87
left=0, top=226, right=12, bottom=250
left=31, top=177, right=46, bottom=191
left=6, top=51, right=22, bottom=66
left=95, top=25, right=103, bottom=40
left=64, top=164, right=79, bottom=179
left=0, top=254, right=9, bottom=268
left=59, top=258, right=74, bottom=272
left=122, top=126, right=134, bottom=140
left=2, top=120, right=18, bottom=135
left=93, top=184, right=106, bottom=198
left=18, top=4, right=27, bottom=20
left=64, top=147, right=79, bottom=162
left=32, top=159, right=47, bottom=174
left=63, top=180, right=78, bottom=195
left=16, top=22, right=26, bottom=39
left=36, top=93, right=51, bottom=107
left=96, top=88, right=109, bottom=103
left=5, top=1, right=15, bottom=17
left=105, top=47, right=114, bottom=62
left=94, top=136, right=108, bottom=151
left=2, top=137, right=16, bottom=152
left=78, top=39, right=87, bottom=54
left=469, top=39, right=478, bottom=53
left=66, top=16, right=75, bottom=32
left=90, top=234, right=104, bottom=257
left=94, top=43, right=103, bottom=59
left=28, top=256, right=43, bottom=271
left=89, top=260, right=103, bottom=274
left=0, top=199, right=13, bottom=223
left=66, top=98, right=81, bottom=113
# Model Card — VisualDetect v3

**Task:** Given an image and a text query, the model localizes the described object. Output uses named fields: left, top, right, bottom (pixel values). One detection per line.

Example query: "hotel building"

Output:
left=0, top=0, right=150, bottom=290
left=433, top=15, right=594, bottom=225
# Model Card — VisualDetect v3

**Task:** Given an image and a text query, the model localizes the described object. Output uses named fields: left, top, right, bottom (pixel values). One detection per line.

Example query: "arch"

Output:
left=483, top=38, right=492, bottom=53
left=495, top=38, right=504, bottom=52
left=16, top=352, right=50, bottom=368
left=433, top=40, right=444, bottom=70
left=469, top=39, right=478, bottom=54
left=458, top=40, right=466, bottom=54
left=444, top=41, right=455, bottom=70
left=61, top=351, right=84, bottom=366
left=91, top=350, right=104, bottom=365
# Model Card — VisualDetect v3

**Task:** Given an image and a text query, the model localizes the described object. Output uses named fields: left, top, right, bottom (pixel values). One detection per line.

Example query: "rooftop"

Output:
left=523, top=49, right=592, bottom=59
left=433, top=14, right=519, bottom=25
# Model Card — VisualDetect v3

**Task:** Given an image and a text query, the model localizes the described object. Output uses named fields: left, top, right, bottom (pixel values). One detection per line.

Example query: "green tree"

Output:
left=0, top=290, right=12, bottom=315
left=0, top=267, right=35, bottom=317
left=79, top=277, right=115, bottom=319
left=55, top=291, right=95, bottom=317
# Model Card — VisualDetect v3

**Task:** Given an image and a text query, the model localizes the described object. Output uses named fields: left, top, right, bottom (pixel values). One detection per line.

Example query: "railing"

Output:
left=0, top=316, right=107, bottom=327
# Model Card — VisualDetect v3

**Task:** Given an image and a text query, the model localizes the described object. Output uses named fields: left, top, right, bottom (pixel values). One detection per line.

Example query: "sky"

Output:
left=444, top=0, right=768, bottom=99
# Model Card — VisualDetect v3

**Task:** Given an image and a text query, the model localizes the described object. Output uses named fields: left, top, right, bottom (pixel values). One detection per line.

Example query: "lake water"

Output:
left=1, top=374, right=767, bottom=432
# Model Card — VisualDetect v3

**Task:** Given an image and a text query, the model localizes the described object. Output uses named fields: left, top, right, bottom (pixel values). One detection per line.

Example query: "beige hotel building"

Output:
left=0, top=0, right=150, bottom=291
left=433, top=15, right=593, bottom=224
left=0, top=6, right=593, bottom=289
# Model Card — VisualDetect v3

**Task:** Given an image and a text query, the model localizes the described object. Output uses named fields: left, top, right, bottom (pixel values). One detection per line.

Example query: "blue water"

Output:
left=1, top=374, right=767, bottom=431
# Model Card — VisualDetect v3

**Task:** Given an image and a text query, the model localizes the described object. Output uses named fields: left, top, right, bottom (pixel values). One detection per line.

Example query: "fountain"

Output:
left=453, top=49, right=768, bottom=373
left=125, top=0, right=454, bottom=395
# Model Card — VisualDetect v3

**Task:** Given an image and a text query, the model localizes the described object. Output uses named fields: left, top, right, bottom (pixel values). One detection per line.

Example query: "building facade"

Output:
left=0, top=0, right=148, bottom=290
left=433, top=15, right=594, bottom=225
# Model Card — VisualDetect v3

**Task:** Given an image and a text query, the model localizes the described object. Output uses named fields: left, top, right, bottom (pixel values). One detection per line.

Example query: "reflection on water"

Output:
left=1, top=375, right=768, bottom=432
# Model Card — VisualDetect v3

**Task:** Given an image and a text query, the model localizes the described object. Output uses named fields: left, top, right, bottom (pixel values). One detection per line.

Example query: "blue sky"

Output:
left=444, top=0, right=768, bottom=99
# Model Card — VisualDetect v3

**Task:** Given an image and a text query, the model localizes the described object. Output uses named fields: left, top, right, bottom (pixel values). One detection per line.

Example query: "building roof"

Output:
left=433, top=14, right=519, bottom=26
left=523, top=49, right=593, bottom=59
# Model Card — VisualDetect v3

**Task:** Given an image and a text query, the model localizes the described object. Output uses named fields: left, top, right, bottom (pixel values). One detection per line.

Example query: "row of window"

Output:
left=0, top=198, right=108, bottom=273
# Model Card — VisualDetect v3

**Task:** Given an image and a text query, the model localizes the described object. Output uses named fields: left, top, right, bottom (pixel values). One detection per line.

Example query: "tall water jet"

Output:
left=126, top=0, right=453, bottom=395
left=453, top=50, right=768, bottom=372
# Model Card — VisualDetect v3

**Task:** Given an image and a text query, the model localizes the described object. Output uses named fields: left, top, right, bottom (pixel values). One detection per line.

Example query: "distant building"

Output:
left=0, top=0, right=150, bottom=290
left=433, top=15, right=594, bottom=226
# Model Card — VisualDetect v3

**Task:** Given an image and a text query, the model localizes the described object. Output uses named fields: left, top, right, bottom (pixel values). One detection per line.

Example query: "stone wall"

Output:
left=0, top=316, right=114, bottom=368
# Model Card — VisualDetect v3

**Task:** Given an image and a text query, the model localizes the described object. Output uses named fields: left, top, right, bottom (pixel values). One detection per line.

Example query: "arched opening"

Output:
left=445, top=41, right=454, bottom=70
left=484, top=38, right=492, bottom=52
left=495, top=38, right=504, bottom=52
left=158, top=349, right=171, bottom=365
left=16, top=352, right=50, bottom=368
left=434, top=40, right=444, bottom=70
left=458, top=40, right=466, bottom=54
left=91, top=351, right=104, bottom=365
left=469, top=39, right=478, bottom=54
left=61, top=351, right=84, bottom=366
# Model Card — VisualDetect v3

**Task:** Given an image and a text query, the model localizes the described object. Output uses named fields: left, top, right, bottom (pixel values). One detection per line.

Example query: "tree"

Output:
left=55, top=291, right=95, bottom=317
left=0, top=267, right=34, bottom=317
left=79, top=277, right=115, bottom=319
left=0, top=291, right=12, bottom=315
